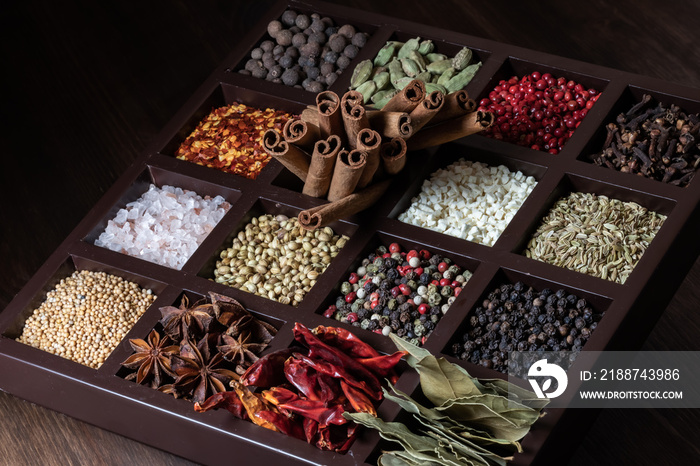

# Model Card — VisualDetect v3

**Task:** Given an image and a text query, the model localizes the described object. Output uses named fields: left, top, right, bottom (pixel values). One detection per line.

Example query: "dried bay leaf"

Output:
left=435, top=395, right=539, bottom=442
left=346, top=413, right=469, bottom=466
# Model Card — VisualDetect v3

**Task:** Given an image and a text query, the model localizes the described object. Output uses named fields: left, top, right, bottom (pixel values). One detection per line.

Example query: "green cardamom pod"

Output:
left=445, top=62, right=481, bottom=93
left=425, top=82, right=448, bottom=94
left=397, top=37, right=420, bottom=59
left=371, top=65, right=388, bottom=77
left=415, top=70, right=432, bottom=83
left=387, top=58, right=406, bottom=84
left=417, top=39, right=434, bottom=55
left=350, top=59, right=374, bottom=89
left=408, top=50, right=427, bottom=71
left=426, top=59, right=453, bottom=75
left=437, top=67, right=456, bottom=86
left=372, top=89, right=400, bottom=109
left=451, top=46, right=473, bottom=71
left=393, top=76, right=414, bottom=90
left=356, top=80, right=377, bottom=104
left=374, top=42, right=399, bottom=67
left=373, top=71, right=391, bottom=90
left=426, top=53, right=448, bottom=63
left=371, top=88, right=399, bottom=105
left=400, top=57, right=420, bottom=77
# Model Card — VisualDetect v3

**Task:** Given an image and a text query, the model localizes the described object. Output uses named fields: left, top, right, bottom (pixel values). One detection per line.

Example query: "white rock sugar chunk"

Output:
left=95, top=184, right=232, bottom=269
left=397, top=159, right=537, bottom=246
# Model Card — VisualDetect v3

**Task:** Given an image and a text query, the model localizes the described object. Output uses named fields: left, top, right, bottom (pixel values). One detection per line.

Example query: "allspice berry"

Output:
left=275, top=29, right=293, bottom=47
left=280, top=9, right=297, bottom=26
left=267, top=20, right=283, bottom=38
left=295, top=14, right=311, bottom=29
left=338, top=24, right=356, bottom=38
left=328, top=33, right=347, bottom=53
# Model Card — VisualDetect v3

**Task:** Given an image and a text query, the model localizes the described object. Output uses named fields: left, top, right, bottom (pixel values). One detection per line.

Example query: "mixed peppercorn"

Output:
left=324, top=243, right=472, bottom=346
left=451, top=281, right=604, bottom=375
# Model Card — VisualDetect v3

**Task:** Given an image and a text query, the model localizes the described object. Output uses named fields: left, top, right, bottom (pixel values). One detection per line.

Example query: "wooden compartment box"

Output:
left=2, top=1, right=699, bottom=464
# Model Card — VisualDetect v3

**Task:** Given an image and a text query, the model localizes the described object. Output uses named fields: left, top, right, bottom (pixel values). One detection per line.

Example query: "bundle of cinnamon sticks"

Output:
left=263, top=79, right=494, bottom=231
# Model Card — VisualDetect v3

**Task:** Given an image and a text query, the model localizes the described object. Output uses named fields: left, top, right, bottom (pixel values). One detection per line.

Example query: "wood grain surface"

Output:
left=1, top=1, right=699, bottom=464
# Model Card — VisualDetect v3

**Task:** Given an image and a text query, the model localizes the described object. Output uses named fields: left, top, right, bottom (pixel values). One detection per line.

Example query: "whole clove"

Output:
left=591, top=94, right=700, bottom=187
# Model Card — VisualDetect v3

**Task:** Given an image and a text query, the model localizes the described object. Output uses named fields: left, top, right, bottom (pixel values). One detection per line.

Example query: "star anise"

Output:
left=121, top=329, right=178, bottom=388
left=169, top=334, right=239, bottom=404
left=217, top=332, right=269, bottom=374
left=209, top=291, right=277, bottom=342
left=159, top=295, right=216, bottom=341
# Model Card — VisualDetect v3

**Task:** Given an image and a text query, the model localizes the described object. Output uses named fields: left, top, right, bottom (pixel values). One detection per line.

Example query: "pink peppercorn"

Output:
left=324, top=305, right=337, bottom=318
left=478, top=72, right=600, bottom=154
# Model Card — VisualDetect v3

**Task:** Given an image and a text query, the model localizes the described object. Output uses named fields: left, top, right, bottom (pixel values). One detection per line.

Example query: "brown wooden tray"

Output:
left=2, top=1, right=699, bottom=464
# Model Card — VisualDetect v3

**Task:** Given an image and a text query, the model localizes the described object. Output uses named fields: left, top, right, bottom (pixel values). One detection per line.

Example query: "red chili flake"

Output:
left=175, top=102, right=295, bottom=179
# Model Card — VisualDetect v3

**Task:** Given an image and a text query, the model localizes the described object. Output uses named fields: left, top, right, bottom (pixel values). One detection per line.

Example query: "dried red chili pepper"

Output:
left=284, top=356, right=320, bottom=401
left=316, top=424, right=358, bottom=453
left=311, top=325, right=380, bottom=358
left=254, top=410, right=306, bottom=441
left=356, top=351, right=406, bottom=378
left=230, top=380, right=280, bottom=432
left=303, top=417, right=318, bottom=443
left=340, top=380, right=377, bottom=416
left=240, top=347, right=294, bottom=387
left=261, top=386, right=300, bottom=407
left=194, top=391, right=248, bottom=419
left=293, top=323, right=382, bottom=395
left=278, top=398, right=347, bottom=427
left=292, top=352, right=382, bottom=401
left=316, top=372, right=341, bottom=404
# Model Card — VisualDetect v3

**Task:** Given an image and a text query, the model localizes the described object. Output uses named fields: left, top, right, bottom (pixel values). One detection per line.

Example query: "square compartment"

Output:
left=229, top=6, right=380, bottom=96
left=159, top=83, right=307, bottom=181
left=84, top=165, right=241, bottom=271
left=475, top=57, right=610, bottom=155
left=198, top=197, right=357, bottom=309
left=2, top=255, right=167, bottom=369
left=380, top=29, right=492, bottom=93
left=114, top=289, right=285, bottom=399
left=578, top=84, right=700, bottom=188
left=389, top=141, right=547, bottom=249
left=443, top=266, right=613, bottom=378
left=316, top=231, right=481, bottom=352
left=517, top=173, right=676, bottom=285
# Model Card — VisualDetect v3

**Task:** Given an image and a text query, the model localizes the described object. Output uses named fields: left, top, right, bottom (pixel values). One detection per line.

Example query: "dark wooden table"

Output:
left=2, top=1, right=699, bottom=464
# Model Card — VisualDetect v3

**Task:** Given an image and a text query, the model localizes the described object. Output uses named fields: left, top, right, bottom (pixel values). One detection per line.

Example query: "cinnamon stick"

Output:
left=327, top=149, right=367, bottom=202
left=381, top=80, right=426, bottom=113
left=408, top=90, right=444, bottom=133
left=302, top=135, right=341, bottom=198
left=341, top=90, right=369, bottom=149
left=316, top=91, right=344, bottom=140
left=406, top=110, right=495, bottom=151
left=430, top=90, right=476, bottom=125
left=300, top=107, right=320, bottom=126
left=283, top=119, right=320, bottom=150
left=356, top=128, right=382, bottom=189
left=365, top=110, right=413, bottom=139
left=262, top=129, right=310, bottom=182
left=298, top=180, right=393, bottom=231
left=381, top=137, right=408, bottom=175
